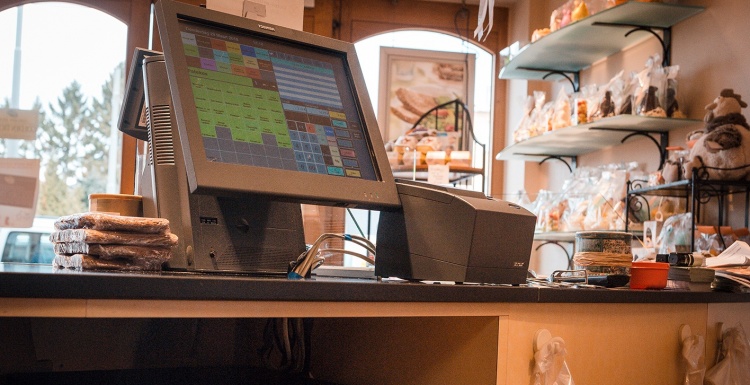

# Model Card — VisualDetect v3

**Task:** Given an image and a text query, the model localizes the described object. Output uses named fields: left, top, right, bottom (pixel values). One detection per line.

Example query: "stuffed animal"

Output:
left=683, top=89, right=750, bottom=180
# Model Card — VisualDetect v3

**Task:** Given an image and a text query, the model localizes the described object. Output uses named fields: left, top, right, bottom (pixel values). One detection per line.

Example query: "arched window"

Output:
left=0, top=1, right=144, bottom=244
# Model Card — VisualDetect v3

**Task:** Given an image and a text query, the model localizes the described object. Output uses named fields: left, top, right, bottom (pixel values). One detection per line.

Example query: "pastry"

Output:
left=390, top=105, right=420, bottom=124
left=395, top=88, right=439, bottom=116
left=433, top=63, right=464, bottom=82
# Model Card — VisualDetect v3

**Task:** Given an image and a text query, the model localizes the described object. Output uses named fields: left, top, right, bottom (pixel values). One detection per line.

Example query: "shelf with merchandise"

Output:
left=625, top=168, right=750, bottom=252
left=496, top=2, right=704, bottom=171
left=496, top=115, right=702, bottom=171
left=499, top=1, right=704, bottom=90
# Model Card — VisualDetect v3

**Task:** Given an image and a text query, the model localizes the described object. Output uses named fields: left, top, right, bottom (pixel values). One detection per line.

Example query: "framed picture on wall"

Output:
left=377, top=47, right=475, bottom=147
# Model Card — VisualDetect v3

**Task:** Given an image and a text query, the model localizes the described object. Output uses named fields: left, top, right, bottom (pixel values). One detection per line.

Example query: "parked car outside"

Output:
left=0, top=217, right=56, bottom=264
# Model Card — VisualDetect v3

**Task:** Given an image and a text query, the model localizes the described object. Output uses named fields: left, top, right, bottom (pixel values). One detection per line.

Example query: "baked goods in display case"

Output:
left=387, top=128, right=469, bottom=167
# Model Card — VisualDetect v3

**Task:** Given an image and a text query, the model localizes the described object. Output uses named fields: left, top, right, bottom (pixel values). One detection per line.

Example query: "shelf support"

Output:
left=517, top=67, right=580, bottom=92
left=589, top=127, right=669, bottom=169
left=512, top=153, right=576, bottom=172
left=539, top=155, right=575, bottom=173
left=592, top=22, right=672, bottom=66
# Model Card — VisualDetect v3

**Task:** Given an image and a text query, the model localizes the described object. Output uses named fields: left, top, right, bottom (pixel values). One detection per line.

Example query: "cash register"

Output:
left=117, top=0, right=535, bottom=284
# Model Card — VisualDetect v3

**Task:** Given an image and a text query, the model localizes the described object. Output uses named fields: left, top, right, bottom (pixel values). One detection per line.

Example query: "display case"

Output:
left=625, top=170, right=750, bottom=252
left=390, top=99, right=486, bottom=192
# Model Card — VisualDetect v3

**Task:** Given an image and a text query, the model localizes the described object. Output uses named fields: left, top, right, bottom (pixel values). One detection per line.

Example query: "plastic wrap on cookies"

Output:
left=50, top=229, right=177, bottom=247
left=53, top=242, right=172, bottom=261
left=54, top=254, right=166, bottom=271
left=50, top=213, right=178, bottom=271
left=54, top=212, right=170, bottom=234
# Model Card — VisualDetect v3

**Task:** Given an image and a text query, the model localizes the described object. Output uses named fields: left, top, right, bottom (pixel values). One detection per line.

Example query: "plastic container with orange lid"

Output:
left=629, top=261, right=670, bottom=290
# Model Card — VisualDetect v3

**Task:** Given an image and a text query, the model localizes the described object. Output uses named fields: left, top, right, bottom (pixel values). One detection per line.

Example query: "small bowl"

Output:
left=629, top=261, right=669, bottom=290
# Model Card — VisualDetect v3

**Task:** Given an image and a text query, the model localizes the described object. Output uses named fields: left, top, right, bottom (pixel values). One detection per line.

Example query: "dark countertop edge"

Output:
left=1, top=265, right=748, bottom=304
left=536, top=287, right=749, bottom=303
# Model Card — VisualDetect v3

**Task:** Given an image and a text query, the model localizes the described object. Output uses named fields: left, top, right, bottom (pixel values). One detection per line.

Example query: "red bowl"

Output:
left=629, top=262, right=670, bottom=290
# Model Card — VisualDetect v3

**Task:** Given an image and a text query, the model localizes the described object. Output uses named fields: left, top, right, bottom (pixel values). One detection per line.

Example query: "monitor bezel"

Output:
left=154, top=0, right=400, bottom=209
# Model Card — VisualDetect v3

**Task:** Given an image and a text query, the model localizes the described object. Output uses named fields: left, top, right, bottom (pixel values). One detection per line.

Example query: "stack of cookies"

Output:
left=51, top=212, right=177, bottom=271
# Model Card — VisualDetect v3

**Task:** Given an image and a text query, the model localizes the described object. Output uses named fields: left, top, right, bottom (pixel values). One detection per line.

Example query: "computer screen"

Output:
left=154, top=0, right=399, bottom=209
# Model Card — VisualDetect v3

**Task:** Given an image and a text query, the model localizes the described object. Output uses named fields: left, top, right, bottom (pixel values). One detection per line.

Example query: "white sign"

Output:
left=0, top=109, right=39, bottom=141
left=206, top=0, right=304, bottom=31
left=427, top=164, right=450, bottom=186
left=0, top=158, right=41, bottom=228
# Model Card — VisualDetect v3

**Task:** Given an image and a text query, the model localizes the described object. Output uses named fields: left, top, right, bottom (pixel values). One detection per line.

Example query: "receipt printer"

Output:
left=375, top=180, right=536, bottom=285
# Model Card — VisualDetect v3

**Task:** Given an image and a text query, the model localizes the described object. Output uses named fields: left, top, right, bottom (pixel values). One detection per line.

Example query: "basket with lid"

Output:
left=573, top=231, right=633, bottom=276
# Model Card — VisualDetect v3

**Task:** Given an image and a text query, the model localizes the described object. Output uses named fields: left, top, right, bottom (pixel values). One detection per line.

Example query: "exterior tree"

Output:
left=28, top=62, right=123, bottom=216
left=2, top=63, right=123, bottom=217
left=84, top=62, right=124, bottom=202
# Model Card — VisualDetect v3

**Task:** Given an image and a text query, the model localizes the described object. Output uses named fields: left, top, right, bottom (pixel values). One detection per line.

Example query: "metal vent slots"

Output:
left=146, top=104, right=176, bottom=166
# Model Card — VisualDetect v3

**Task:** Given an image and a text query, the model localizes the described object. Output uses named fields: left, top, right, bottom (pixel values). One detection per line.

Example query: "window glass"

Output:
left=355, top=30, right=494, bottom=158
left=0, top=3, right=127, bottom=224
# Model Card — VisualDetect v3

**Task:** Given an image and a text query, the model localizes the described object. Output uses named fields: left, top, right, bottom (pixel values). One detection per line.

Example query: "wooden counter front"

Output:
left=1, top=263, right=748, bottom=385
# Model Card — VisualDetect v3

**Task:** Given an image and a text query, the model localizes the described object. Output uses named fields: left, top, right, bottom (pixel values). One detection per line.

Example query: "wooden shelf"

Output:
left=496, top=115, right=701, bottom=162
left=499, top=2, right=704, bottom=82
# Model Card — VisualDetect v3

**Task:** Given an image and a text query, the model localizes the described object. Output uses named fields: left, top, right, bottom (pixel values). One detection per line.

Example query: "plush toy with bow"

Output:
left=683, top=89, right=750, bottom=181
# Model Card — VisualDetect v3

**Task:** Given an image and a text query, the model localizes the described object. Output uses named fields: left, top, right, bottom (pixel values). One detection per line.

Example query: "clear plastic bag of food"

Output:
left=634, top=54, right=667, bottom=117
left=53, top=242, right=172, bottom=261
left=551, top=88, right=572, bottom=130
left=55, top=254, right=167, bottom=271
left=50, top=228, right=178, bottom=247
left=572, top=84, right=597, bottom=125
left=527, top=91, right=548, bottom=138
left=514, top=95, right=536, bottom=143
left=583, top=165, right=634, bottom=230
left=54, top=212, right=171, bottom=234
left=590, top=71, right=622, bottom=120
left=657, top=212, right=693, bottom=254
left=616, top=71, right=638, bottom=115
left=665, top=64, right=684, bottom=118
left=694, top=226, right=736, bottom=256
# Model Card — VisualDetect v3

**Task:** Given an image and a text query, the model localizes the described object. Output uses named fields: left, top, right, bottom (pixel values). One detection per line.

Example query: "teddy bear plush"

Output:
left=683, top=89, right=750, bottom=181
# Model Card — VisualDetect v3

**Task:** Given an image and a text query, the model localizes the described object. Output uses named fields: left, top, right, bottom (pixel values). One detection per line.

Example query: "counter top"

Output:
left=2, top=263, right=748, bottom=304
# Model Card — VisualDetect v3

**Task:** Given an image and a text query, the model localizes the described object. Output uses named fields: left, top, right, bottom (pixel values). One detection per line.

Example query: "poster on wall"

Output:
left=377, top=47, right=475, bottom=148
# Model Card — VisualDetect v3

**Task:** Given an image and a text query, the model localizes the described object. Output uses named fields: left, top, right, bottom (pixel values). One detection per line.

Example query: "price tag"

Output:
left=427, top=164, right=450, bottom=185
